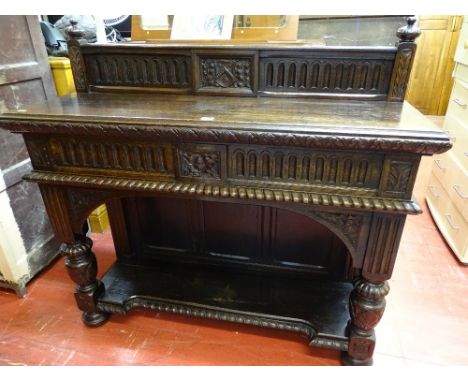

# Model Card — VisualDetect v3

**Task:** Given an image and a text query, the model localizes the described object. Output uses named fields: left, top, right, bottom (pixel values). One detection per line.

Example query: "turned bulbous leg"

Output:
left=61, top=236, right=109, bottom=327
left=342, top=278, right=390, bottom=366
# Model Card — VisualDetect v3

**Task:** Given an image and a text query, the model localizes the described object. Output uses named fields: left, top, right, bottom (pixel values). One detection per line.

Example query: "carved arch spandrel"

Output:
left=274, top=204, right=371, bottom=267
left=65, top=188, right=118, bottom=233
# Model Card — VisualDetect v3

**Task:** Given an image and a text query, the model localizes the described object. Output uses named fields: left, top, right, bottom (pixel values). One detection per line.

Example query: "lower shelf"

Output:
left=97, top=261, right=353, bottom=351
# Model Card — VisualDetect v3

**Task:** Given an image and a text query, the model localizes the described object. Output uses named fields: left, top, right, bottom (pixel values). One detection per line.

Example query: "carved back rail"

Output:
left=67, top=17, right=420, bottom=102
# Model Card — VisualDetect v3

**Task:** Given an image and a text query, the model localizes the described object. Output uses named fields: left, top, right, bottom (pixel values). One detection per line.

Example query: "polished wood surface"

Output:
left=0, top=92, right=449, bottom=136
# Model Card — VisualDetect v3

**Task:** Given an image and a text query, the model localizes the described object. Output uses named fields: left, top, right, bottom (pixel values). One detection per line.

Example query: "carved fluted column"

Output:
left=61, top=236, right=109, bottom=326
left=342, top=279, right=390, bottom=365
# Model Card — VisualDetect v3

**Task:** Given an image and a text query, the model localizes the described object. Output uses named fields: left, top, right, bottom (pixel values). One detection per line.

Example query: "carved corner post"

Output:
left=388, top=16, right=421, bottom=102
left=342, top=213, right=406, bottom=366
left=39, top=185, right=109, bottom=326
left=66, top=19, right=89, bottom=92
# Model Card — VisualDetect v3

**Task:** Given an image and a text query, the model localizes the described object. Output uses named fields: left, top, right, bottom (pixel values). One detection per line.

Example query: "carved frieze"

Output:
left=84, top=54, right=192, bottom=88
left=229, top=146, right=383, bottom=190
left=260, top=58, right=394, bottom=97
left=47, top=137, right=173, bottom=175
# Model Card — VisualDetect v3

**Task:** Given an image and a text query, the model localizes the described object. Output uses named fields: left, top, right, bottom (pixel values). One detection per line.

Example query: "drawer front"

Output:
left=454, top=24, right=468, bottom=67
left=226, top=144, right=385, bottom=193
left=454, top=61, right=468, bottom=83
left=427, top=172, right=449, bottom=213
left=443, top=202, right=468, bottom=260
left=447, top=80, right=468, bottom=123
left=431, top=151, right=454, bottom=187
left=443, top=114, right=468, bottom=171
left=430, top=151, right=468, bottom=223
left=426, top=173, right=468, bottom=261
left=454, top=62, right=468, bottom=83
left=447, top=163, right=468, bottom=223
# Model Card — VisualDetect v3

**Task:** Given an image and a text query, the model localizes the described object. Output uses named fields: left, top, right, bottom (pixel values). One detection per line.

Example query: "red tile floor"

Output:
left=0, top=157, right=467, bottom=366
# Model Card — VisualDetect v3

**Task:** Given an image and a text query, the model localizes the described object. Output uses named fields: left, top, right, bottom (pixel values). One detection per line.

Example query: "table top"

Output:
left=0, top=93, right=452, bottom=155
left=0, top=92, right=442, bottom=130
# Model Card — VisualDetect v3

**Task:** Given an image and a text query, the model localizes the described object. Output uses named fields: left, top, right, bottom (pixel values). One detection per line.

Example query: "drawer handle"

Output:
left=453, top=185, right=468, bottom=200
left=434, top=159, right=447, bottom=171
left=428, top=185, right=440, bottom=198
left=452, top=98, right=467, bottom=108
left=445, top=214, right=460, bottom=231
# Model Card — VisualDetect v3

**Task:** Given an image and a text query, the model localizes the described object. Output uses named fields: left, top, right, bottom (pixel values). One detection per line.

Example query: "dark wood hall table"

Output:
left=0, top=18, right=453, bottom=365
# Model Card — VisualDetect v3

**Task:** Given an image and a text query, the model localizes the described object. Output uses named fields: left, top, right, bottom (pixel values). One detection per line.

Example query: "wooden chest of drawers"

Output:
left=427, top=17, right=468, bottom=264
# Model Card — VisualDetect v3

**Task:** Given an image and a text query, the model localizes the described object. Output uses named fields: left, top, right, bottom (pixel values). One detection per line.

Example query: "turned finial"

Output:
left=66, top=19, right=85, bottom=40
left=396, top=16, right=421, bottom=43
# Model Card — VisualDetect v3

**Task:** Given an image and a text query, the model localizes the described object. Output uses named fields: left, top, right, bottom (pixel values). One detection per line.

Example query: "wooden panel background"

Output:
left=406, top=15, right=464, bottom=115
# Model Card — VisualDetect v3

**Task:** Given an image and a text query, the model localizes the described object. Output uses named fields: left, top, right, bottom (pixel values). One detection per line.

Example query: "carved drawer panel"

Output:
left=227, top=145, right=384, bottom=192
left=47, top=137, right=174, bottom=176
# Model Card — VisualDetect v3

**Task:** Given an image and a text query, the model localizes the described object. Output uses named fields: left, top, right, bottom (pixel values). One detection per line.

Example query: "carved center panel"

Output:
left=201, top=58, right=251, bottom=88
left=180, top=152, right=221, bottom=178
left=177, top=144, right=227, bottom=180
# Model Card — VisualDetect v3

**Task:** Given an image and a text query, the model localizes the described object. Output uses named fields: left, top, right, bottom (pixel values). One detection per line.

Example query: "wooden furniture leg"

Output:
left=39, top=185, right=109, bottom=326
left=61, top=235, right=109, bottom=326
left=342, top=278, right=389, bottom=365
